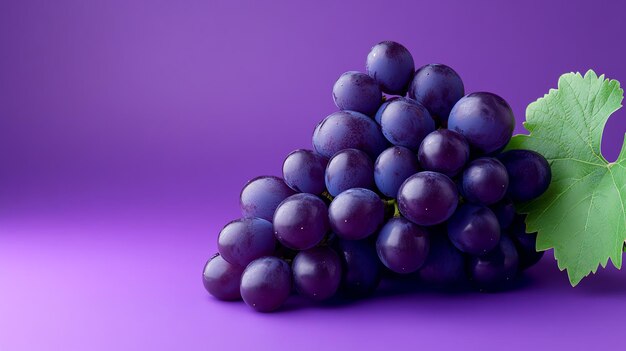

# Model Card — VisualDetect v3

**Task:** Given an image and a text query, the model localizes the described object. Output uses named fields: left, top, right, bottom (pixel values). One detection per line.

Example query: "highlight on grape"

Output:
left=203, top=41, right=551, bottom=312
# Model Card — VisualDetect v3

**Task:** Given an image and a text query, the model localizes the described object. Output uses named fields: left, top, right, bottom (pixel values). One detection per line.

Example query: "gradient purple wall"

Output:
left=1, top=1, right=626, bottom=350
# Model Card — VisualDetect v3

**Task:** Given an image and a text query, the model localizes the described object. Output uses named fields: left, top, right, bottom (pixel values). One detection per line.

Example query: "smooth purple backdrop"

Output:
left=1, top=0, right=626, bottom=350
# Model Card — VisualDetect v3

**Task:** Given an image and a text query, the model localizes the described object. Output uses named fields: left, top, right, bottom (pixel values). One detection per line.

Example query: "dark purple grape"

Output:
left=366, top=41, right=415, bottom=95
left=448, top=92, right=515, bottom=154
left=379, top=98, right=435, bottom=151
left=417, top=235, right=466, bottom=287
left=461, top=158, right=509, bottom=205
left=498, top=149, right=551, bottom=202
left=282, top=149, right=328, bottom=195
left=240, top=176, right=296, bottom=221
left=273, top=193, right=329, bottom=250
left=312, top=110, right=388, bottom=159
left=329, top=188, right=385, bottom=240
left=408, top=64, right=464, bottom=126
left=490, top=197, right=516, bottom=229
left=374, top=146, right=420, bottom=198
left=507, top=214, right=544, bottom=270
left=376, top=217, right=430, bottom=274
left=217, top=218, right=276, bottom=267
left=292, top=247, right=342, bottom=301
left=240, top=257, right=292, bottom=312
left=447, top=204, right=500, bottom=255
left=202, top=253, right=244, bottom=301
left=332, top=71, right=382, bottom=116
left=336, top=239, right=381, bottom=296
left=418, top=129, right=469, bottom=177
left=468, top=236, right=519, bottom=291
left=397, top=171, right=459, bottom=226
left=325, top=148, right=374, bottom=196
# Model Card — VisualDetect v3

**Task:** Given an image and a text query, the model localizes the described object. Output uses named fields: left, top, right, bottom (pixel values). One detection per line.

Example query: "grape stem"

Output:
left=321, top=191, right=334, bottom=202
left=383, top=199, right=401, bottom=218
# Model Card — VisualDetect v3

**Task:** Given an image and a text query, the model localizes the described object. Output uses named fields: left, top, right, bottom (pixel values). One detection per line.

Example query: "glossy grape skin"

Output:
left=490, top=197, right=516, bottom=229
left=498, top=149, right=552, bottom=202
left=332, top=71, right=382, bottom=116
left=461, top=158, right=509, bottom=205
left=468, top=236, right=519, bottom=291
left=397, top=171, right=459, bottom=226
left=417, top=235, right=466, bottom=288
left=282, top=149, right=328, bottom=195
left=376, top=217, right=430, bottom=274
left=292, top=247, right=342, bottom=301
left=329, top=188, right=385, bottom=240
left=325, top=148, right=374, bottom=196
left=273, top=193, right=329, bottom=250
left=374, top=146, right=420, bottom=198
left=366, top=41, right=415, bottom=95
left=336, top=239, right=381, bottom=296
left=202, top=254, right=244, bottom=301
left=312, top=110, right=388, bottom=159
left=417, top=129, right=470, bottom=177
left=217, top=218, right=276, bottom=267
left=240, top=176, right=296, bottom=222
left=379, top=98, right=435, bottom=152
left=507, top=214, right=544, bottom=270
left=240, top=257, right=292, bottom=312
left=408, top=64, right=464, bottom=126
left=448, top=92, right=515, bottom=154
left=447, top=204, right=501, bottom=255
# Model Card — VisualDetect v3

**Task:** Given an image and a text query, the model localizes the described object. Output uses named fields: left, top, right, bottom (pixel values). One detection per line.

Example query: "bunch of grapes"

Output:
left=203, top=41, right=552, bottom=312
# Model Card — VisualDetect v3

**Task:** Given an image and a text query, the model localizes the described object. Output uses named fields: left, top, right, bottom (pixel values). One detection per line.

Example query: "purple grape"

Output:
left=273, top=193, right=329, bottom=250
left=376, top=217, right=430, bottom=274
left=379, top=98, right=435, bottom=152
left=292, top=246, right=342, bottom=301
left=332, top=71, right=382, bottom=116
left=507, top=214, right=544, bottom=270
left=374, top=146, right=420, bottom=198
left=417, top=129, right=470, bottom=177
left=325, top=148, right=374, bottom=196
left=282, top=149, right=328, bottom=195
left=408, top=64, right=464, bottom=126
left=329, top=188, right=385, bottom=240
left=468, top=236, right=519, bottom=291
left=447, top=204, right=501, bottom=255
left=461, top=158, right=509, bottom=205
left=498, top=149, right=551, bottom=202
left=240, top=257, right=292, bottom=312
left=240, top=176, right=296, bottom=222
left=365, top=41, right=415, bottom=95
left=490, top=197, right=515, bottom=229
left=217, top=218, right=276, bottom=267
left=417, top=235, right=466, bottom=288
left=336, top=239, right=381, bottom=296
left=448, top=92, right=515, bottom=154
left=202, top=253, right=244, bottom=301
left=397, top=171, right=459, bottom=226
left=312, top=110, right=388, bottom=159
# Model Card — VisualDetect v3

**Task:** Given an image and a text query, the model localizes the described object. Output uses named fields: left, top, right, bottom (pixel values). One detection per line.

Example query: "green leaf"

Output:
left=506, top=70, right=626, bottom=286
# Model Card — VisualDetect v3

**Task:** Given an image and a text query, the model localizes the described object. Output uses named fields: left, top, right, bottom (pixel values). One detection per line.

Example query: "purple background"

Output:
left=2, top=0, right=626, bottom=349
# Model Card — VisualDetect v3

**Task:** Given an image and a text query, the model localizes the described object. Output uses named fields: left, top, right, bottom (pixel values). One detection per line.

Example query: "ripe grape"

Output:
left=217, top=218, right=276, bottom=267
left=490, top=197, right=515, bottom=229
left=240, top=257, right=292, bottom=312
left=292, top=247, right=342, bottom=301
left=374, top=146, right=420, bottom=198
left=379, top=98, right=435, bottom=151
left=448, top=92, right=515, bottom=154
left=468, top=236, right=519, bottom=291
left=336, top=239, right=381, bottom=296
left=461, top=157, right=509, bottom=205
left=332, top=71, right=382, bottom=116
left=397, top=171, right=459, bottom=226
left=507, top=214, right=544, bottom=270
left=417, top=234, right=466, bottom=287
left=417, top=129, right=470, bottom=177
left=240, top=176, right=296, bottom=221
left=273, top=193, right=329, bottom=250
left=325, top=148, right=374, bottom=196
left=282, top=149, right=328, bottom=195
left=447, top=204, right=500, bottom=255
left=203, top=254, right=244, bottom=301
left=329, top=188, right=384, bottom=240
left=408, top=64, right=464, bottom=126
left=366, top=41, right=415, bottom=95
left=498, top=149, right=551, bottom=202
left=376, top=217, right=430, bottom=274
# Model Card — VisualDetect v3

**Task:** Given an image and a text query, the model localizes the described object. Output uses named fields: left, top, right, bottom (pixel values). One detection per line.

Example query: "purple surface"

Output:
left=1, top=0, right=626, bottom=349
